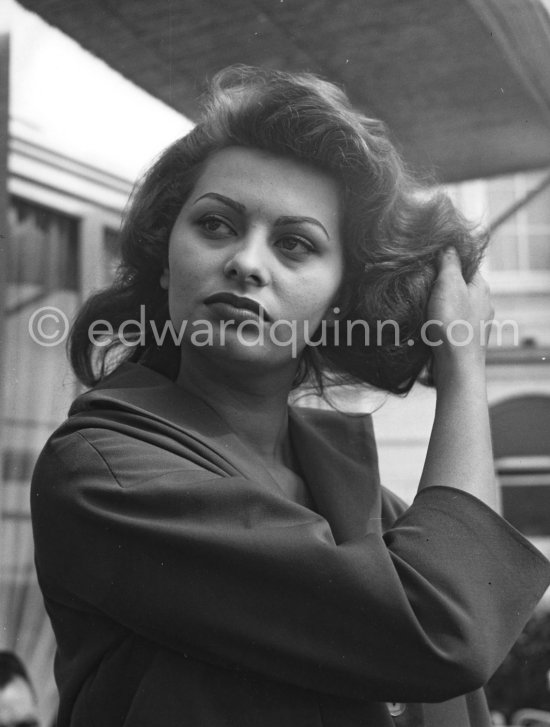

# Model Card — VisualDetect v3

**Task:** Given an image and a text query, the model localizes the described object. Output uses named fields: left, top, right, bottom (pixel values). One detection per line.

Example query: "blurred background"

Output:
left=0, top=1, right=549, bottom=724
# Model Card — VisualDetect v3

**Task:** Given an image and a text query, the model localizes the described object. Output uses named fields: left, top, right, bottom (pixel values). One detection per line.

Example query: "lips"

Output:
left=204, top=292, right=270, bottom=322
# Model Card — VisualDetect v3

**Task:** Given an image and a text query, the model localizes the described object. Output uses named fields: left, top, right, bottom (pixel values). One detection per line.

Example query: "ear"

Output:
left=160, top=268, right=170, bottom=290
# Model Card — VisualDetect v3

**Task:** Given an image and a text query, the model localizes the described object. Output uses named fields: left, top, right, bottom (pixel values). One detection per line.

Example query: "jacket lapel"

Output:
left=72, top=363, right=284, bottom=492
left=289, top=407, right=382, bottom=544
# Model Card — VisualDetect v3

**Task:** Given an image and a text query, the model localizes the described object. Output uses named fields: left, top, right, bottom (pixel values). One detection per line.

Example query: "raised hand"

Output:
left=419, top=247, right=498, bottom=509
left=426, top=247, right=494, bottom=381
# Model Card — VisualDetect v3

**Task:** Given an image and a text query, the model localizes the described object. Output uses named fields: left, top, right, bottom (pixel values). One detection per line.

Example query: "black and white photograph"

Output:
left=1, top=1, right=550, bottom=725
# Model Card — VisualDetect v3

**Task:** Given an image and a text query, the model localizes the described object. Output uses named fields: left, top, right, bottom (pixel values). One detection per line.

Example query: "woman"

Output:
left=32, top=66, right=550, bottom=726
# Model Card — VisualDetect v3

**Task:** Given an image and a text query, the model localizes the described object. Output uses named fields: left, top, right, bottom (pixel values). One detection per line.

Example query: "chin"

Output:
left=196, top=336, right=301, bottom=374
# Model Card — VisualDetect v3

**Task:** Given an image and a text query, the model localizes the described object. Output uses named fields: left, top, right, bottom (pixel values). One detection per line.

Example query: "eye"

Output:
left=276, top=235, right=315, bottom=259
left=197, top=215, right=235, bottom=238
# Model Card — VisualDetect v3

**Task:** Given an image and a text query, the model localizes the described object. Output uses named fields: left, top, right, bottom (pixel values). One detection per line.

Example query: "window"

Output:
left=7, top=196, right=79, bottom=309
left=486, top=172, right=550, bottom=274
left=448, top=170, right=550, bottom=290
left=3, top=195, right=81, bottom=502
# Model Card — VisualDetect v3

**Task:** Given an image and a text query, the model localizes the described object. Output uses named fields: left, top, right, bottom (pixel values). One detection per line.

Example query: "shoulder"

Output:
left=33, top=364, right=233, bottom=494
left=35, top=425, right=216, bottom=493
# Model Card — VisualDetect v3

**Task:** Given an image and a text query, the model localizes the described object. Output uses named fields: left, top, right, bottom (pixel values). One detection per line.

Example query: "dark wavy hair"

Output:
left=69, top=65, right=486, bottom=394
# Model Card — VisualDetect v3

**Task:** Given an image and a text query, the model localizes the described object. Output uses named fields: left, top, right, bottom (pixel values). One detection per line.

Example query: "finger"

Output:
left=468, top=272, right=494, bottom=320
left=437, top=247, right=463, bottom=277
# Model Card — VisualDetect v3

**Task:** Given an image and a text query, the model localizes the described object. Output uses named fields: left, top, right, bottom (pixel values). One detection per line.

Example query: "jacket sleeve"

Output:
left=31, top=427, right=550, bottom=704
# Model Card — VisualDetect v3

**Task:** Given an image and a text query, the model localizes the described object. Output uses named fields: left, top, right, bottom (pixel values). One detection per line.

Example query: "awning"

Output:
left=15, top=0, right=550, bottom=182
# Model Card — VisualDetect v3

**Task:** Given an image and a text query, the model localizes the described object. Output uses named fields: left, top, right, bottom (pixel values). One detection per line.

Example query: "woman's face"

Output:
left=162, top=146, right=344, bottom=375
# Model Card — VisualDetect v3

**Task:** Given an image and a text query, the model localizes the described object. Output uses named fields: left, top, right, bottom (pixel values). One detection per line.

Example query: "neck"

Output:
left=176, top=349, right=297, bottom=464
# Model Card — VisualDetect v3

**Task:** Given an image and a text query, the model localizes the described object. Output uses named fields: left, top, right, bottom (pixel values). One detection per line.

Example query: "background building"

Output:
left=2, top=4, right=192, bottom=721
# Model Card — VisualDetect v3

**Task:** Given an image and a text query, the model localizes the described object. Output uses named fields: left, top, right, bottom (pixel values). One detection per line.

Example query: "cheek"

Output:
left=164, top=253, right=194, bottom=323
left=289, top=287, right=335, bottom=327
left=298, top=266, right=342, bottom=321
left=167, top=236, right=204, bottom=292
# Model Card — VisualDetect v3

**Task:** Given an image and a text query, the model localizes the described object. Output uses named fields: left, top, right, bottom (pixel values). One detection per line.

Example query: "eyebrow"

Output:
left=193, top=193, right=245, bottom=214
left=275, top=216, right=329, bottom=240
left=193, top=193, right=330, bottom=240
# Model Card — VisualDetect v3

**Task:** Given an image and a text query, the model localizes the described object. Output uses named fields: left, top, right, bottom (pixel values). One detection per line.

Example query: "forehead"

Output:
left=191, top=147, right=341, bottom=229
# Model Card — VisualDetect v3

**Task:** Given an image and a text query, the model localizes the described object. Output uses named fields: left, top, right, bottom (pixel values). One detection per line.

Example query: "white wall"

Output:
left=10, top=0, right=193, bottom=182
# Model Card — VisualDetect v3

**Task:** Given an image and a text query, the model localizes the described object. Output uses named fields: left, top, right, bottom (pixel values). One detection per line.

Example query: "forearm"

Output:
left=418, top=359, right=499, bottom=510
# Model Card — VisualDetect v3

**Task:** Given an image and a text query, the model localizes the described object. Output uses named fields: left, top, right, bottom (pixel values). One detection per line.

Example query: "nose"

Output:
left=223, top=231, right=270, bottom=287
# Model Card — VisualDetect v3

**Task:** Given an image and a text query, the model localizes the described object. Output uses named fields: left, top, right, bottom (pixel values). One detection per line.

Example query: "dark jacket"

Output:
left=31, top=363, right=550, bottom=726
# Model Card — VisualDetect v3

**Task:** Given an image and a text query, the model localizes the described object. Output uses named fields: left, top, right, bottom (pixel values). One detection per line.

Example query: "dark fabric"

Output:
left=31, top=363, right=550, bottom=726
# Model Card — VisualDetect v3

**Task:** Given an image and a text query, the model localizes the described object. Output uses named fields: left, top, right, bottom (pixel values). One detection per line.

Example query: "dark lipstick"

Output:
left=204, top=292, right=270, bottom=321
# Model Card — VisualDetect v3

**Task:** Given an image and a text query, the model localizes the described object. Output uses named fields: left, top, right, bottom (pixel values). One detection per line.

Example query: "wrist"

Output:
left=432, top=349, right=487, bottom=391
